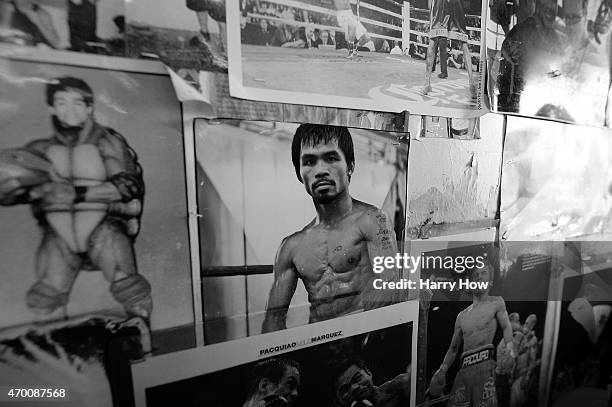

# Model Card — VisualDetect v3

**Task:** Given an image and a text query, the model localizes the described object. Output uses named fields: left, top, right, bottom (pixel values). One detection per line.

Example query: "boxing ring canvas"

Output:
left=193, top=119, right=408, bottom=344
left=226, top=0, right=488, bottom=117
left=0, top=59, right=194, bottom=334
left=131, top=301, right=417, bottom=407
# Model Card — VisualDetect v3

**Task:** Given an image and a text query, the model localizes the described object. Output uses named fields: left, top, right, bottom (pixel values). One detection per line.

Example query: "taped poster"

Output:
left=226, top=0, right=488, bottom=117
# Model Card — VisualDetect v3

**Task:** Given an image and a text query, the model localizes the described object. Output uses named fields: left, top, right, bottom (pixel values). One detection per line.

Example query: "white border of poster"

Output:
left=226, top=1, right=488, bottom=118
left=131, top=300, right=419, bottom=407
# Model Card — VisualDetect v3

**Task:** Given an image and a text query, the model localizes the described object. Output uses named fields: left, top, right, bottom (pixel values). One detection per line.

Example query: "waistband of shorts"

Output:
left=460, top=344, right=495, bottom=368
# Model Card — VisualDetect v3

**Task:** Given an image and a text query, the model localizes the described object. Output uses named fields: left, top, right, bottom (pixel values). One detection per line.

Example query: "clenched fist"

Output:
left=428, top=368, right=447, bottom=397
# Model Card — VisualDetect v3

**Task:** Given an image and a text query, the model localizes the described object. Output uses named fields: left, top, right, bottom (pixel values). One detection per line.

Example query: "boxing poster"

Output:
left=546, top=241, right=612, bottom=407
left=0, top=59, right=195, bottom=338
left=413, top=237, right=553, bottom=407
left=124, top=0, right=408, bottom=131
left=131, top=301, right=418, bottom=407
left=225, top=0, right=488, bottom=117
left=405, top=114, right=504, bottom=240
left=193, top=120, right=409, bottom=344
left=0, top=0, right=125, bottom=57
left=500, top=116, right=612, bottom=242
left=487, top=0, right=612, bottom=127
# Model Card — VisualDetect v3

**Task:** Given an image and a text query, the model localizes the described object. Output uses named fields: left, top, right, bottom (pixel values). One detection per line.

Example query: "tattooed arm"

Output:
left=359, top=207, right=405, bottom=309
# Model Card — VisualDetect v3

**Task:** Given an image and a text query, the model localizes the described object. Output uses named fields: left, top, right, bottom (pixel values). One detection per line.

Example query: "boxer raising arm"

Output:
left=261, top=125, right=403, bottom=333
left=429, top=265, right=514, bottom=406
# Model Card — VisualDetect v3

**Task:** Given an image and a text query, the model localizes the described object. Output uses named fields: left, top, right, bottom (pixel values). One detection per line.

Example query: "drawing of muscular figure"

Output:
left=428, top=262, right=515, bottom=406
left=261, top=124, right=403, bottom=333
left=0, top=76, right=152, bottom=319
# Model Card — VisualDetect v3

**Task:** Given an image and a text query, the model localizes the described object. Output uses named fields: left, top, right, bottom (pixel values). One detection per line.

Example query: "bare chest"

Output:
left=461, top=306, right=498, bottom=337
left=46, top=144, right=106, bottom=182
left=293, top=224, right=368, bottom=281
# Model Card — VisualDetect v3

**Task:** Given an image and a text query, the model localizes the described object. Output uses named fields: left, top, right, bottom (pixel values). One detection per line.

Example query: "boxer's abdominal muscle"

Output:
left=460, top=300, right=501, bottom=351
left=293, top=213, right=374, bottom=322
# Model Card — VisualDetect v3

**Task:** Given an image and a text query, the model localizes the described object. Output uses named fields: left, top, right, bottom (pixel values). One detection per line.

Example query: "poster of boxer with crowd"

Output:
left=225, top=0, right=488, bottom=117
left=487, top=0, right=612, bottom=127
left=412, top=236, right=551, bottom=407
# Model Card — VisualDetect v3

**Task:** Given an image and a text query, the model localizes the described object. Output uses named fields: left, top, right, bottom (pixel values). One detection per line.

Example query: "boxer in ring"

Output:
left=428, top=261, right=515, bottom=407
left=242, top=358, right=301, bottom=407
left=332, top=357, right=411, bottom=407
left=0, top=76, right=152, bottom=319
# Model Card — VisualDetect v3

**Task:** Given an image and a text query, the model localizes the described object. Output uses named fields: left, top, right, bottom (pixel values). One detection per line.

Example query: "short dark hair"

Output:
left=331, top=357, right=370, bottom=391
left=246, top=358, right=301, bottom=398
left=46, top=76, right=94, bottom=107
left=291, top=124, right=355, bottom=182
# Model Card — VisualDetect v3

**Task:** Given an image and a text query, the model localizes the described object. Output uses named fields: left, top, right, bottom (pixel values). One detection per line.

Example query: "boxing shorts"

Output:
left=429, top=0, right=450, bottom=38
left=186, top=0, right=225, bottom=21
left=448, top=345, right=497, bottom=407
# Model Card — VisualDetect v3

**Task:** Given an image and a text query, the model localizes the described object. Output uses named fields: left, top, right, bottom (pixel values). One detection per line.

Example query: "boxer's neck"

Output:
left=472, top=292, right=490, bottom=305
left=314, top=190, right=352, bottom=224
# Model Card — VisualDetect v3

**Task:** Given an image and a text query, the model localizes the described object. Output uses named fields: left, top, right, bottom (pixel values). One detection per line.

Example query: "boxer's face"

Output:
left=264, top=366, right=300, bottom=406
left=50, top=89, right=92, bottom=127
left=300, top=140, right=351, bottom=204
left=470, top=264, right=492, bottom=295
left=336, top=365, right=375, bottom=407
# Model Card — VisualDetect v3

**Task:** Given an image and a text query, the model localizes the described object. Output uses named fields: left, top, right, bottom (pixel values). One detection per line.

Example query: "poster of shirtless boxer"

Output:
left=0, top=59, right=194, bottom=335
left=194, top=120, right=408, bottom=344
left=0, top=0, right=126, bottom=56
left=225, top=0, right=488, bottom=117
left=131, top=302, right=416, bottom=407
left=500, top=116, right=612, bottom=242
left=487, top=0, right=612, bottom=127
left=414, top=238, right=552, bottom=407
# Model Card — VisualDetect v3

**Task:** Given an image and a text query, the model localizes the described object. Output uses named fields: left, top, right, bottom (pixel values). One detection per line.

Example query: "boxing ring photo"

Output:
left=226, top=0, right=487, bottom=116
